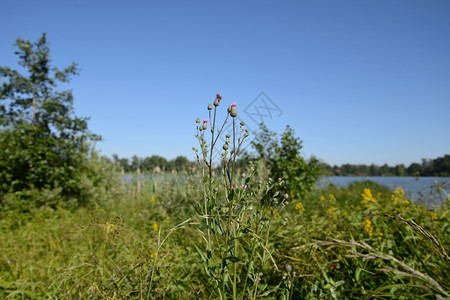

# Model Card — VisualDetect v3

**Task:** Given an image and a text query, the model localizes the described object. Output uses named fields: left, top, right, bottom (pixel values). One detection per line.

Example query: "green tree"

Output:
left=0, top=33, right=103, bottom=207
left=252, top=124, right=318, bottom=199
left=131, top=155, right=141, bottom=171
left=433, top=155, right=450, bottom=176
left=172, top=155, right=190, bottom=172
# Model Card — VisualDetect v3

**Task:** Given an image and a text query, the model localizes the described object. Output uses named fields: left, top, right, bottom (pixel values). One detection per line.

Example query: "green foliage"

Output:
left=0, top=33, right=105, bottom=208
left=0, top=175, right=448, bottom=299
left=252, top=124, right=319, bottom=199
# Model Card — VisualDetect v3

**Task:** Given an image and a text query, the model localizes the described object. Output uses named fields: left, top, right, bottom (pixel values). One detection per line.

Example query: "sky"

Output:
left=1, top=0, right=449, bottom=166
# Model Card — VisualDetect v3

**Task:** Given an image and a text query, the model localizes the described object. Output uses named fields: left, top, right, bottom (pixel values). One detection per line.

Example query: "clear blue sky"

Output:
left=1, top=0, right=449, bottom=166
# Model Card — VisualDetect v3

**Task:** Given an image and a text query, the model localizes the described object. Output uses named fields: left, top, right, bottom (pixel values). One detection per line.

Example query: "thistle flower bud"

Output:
left=230, top=107, right=237, bottom=118
left=240, top=121, right=245, bottom=126
left=230, top=102, right=237, bottom=117
left=202, top=119, right=208, bottom=130
left=196, top=118, right=200, bottom=124
left=226, top=134, right=230, bottom=139
left=213, top=94, right=222, bottom=106
left=222, top=144, right=229, bottom=150
left=208, top=104, right=213, bottom=110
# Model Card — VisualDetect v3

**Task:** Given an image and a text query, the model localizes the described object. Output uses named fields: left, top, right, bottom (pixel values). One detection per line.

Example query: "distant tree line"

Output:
left=111, top=153, right=450, bottom=177
left=111, top=154, right=192, bottom=173
left=317, top=154, right=450, bottom=177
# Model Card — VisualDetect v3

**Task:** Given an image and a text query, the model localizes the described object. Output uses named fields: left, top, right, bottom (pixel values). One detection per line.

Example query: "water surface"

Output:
left=318, top=176, right=450, bottom=207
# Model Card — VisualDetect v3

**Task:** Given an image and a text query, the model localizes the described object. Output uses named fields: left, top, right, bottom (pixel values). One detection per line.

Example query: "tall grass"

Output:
left=0, top=95, right=448, bottom=298
left=0, top=175, right=448, bottom=298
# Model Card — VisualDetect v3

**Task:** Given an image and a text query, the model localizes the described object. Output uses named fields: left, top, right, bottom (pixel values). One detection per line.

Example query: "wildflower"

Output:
left=214, top=94, right=222, bottom=106
left=152, top=223, right=158, bottom=231
left=319, top=195, right=325, bottom=202
left=327, top=206, right=336, bottom=217
left=108, top=223, right=120, bottom=238
left=150, top=251, right=158, bottom=259
left=430, top=211, right=438, bottom=223
left=376, top=229, right=383, bottom=240
left=391, top=187, right=409, bottom=206
left=241, top=184, right=247, bottom=190
left=202, top=119, right=208, bottom=130
left=361, top=188, right=376, bottom=205
left=272, top=209, right=280, bottom=218
left=295, top=202, right=305, bottom=212
left=229, top=102, right=237, bottom=117
left=151, top=197, right=156, bottom=203
left=363, top=218, right=373, bottom=237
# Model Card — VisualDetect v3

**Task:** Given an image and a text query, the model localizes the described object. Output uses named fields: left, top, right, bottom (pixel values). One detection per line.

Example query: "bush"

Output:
left=252, top=124, right=319, bottom=200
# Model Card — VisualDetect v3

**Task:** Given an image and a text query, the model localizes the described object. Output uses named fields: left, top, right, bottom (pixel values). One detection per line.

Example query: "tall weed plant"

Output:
left=192, top=95, right=288, bottom=299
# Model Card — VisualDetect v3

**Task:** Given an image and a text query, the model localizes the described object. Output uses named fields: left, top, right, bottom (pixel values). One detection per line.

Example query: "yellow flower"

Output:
left=108, top=223, right=120, bottom=238
left=376, top=229, right=383, bottom=240
left=327, top=206, right=336, bottom=217
left=319, top=195, right=325, bottom=202
left=361, top=188, right=376, bottom=205
left=391, top=187, right=410, bottom=206
left=295, top=202, right=305, bottom=212
left=151, top=197, right=156, bottom=203
left=152, top=223, right=158, bottom=231
left=272, top=209, right=280, bottom=218
left=109, top=223, right=116, bottom=233
left=363, top=218, right=373, bottom=237
left=150, top=251, right=158, bottom=259
left=430, top=211, right=438, bottom=222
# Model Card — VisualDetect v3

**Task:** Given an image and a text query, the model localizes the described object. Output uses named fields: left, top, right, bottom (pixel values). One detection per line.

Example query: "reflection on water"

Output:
left=318, top=176, right=450, bottom=207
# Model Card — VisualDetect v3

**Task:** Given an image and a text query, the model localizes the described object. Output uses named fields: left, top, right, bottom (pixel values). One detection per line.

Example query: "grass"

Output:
left=0, top=175, right=448, bottom=299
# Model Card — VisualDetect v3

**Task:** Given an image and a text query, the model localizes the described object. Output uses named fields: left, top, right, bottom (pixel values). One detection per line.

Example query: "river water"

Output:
left=317, top=176, right=450, bottom=207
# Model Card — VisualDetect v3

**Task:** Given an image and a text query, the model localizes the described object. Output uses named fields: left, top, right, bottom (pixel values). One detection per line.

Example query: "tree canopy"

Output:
left=0, top=33, right=105, bottom=208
